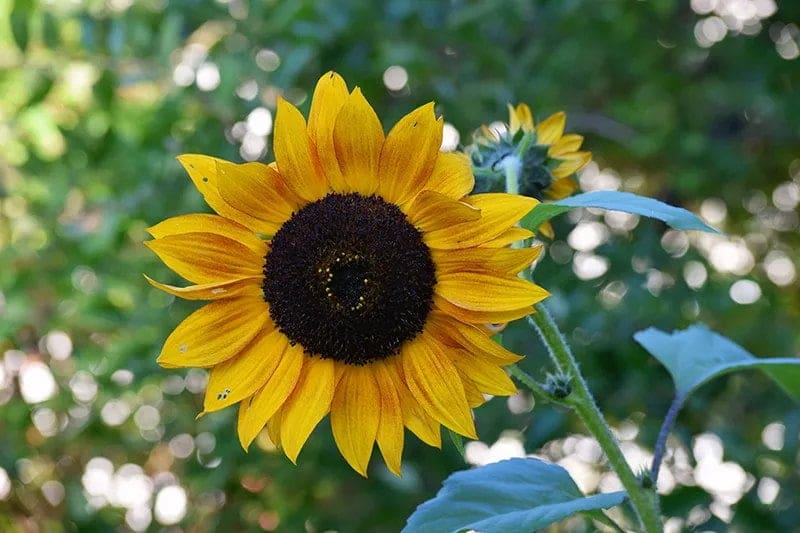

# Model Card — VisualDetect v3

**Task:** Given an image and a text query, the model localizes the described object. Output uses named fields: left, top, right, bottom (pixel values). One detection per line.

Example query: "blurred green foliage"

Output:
left=1, top=0, right=798, bottom=531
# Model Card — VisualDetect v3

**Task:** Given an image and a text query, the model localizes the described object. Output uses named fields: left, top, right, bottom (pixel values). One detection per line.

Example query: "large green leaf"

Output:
left=403, top=458, right=626, bottom=533
left=522, top=191, right=720, bottom=234
left=634, top=325, right=800, bottom=399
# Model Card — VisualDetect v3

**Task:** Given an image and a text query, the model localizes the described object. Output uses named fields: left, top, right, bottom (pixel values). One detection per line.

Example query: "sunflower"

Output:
left=145, top=72, right=549, bottom=476
left=471, top=103, right=591, bottom=202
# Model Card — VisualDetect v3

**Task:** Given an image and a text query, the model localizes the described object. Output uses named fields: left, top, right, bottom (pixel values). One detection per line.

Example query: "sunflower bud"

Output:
left=466, top=103, right=592, bottom=201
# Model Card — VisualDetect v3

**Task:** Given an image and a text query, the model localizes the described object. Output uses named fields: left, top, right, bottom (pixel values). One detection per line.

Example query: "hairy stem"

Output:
left=500, top=161, right=661, bottom=531
left=651, top=394, right=684, bottom=482
left=529, top=304, right=662, bottom=533
left=507, top=364, right=569, bottom=408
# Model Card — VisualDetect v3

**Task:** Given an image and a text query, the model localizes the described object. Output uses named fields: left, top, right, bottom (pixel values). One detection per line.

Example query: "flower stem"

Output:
left=529, top=304, right=662, bottom=533
left=499, top=160, right=661, bottom=531
left=651, top=394, right=684, bottom=483
left=506, top=364, right=571, bottom=408
left=501, top=155, right=522, bottom=196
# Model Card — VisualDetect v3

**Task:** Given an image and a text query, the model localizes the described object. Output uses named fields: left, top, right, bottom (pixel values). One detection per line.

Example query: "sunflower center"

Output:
left=263, top=193, right=436, bottom=365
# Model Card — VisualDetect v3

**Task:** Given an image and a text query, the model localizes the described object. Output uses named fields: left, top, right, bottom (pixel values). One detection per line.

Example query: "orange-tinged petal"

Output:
left=216, top=159, right=300, bottom=234
left=176, top=155, right=269, bottom=233
left=158, top=296, right=269, bottom=368
left=431, top=246, right=542, bottom=276
left=308, top=71, right=350, bottom=192
left=274, top=97, right=328, bottom=201
left=433, top=294, right=534, bottom=325
left=202, top=326, right=284, bottom=413
left=377, top=103, right=443, bottom=205
left=402, top=334, right=476, bottom=439
left=406, top=190, right=480, bottom=232
left=280, top=356, right=336, bottom=463
left=479, top=226, right=535, bottom=248
left=144, top=274, right=262, bottom=300
left=333, top=88, right=384, bottom=195
left=145, top=232, right=264, bottom=284
left=551, top=151, right=591, bottom=179
left=548, top=133, right=584, bottom=158
left=331, top=365, right=380, bottom=476
left=424, top=193, right=537, bottom=249
left=147, top=213, right=265, bottom=254
left=238, top=336, right=304, bottom=449
left=373, top=361, right=404, bottom=476
left=425, top=152, right=475, bottom=200
left=536, top=111, right=566, bottom=145
left=437, top=272, right=549, bottom=311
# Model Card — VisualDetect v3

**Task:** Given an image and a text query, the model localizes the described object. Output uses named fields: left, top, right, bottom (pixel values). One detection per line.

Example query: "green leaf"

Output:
left=634, top=325, right=800, bottom=400
left=521, top=191, right=720, bottom=234
left=403, top=458, right=626, bottom=533
left=10, top=0, right=33, bottom=52
left=447, top=429, right=465, bottom=457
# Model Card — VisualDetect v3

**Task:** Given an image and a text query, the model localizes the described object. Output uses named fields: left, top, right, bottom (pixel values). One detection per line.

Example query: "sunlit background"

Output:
left=1, top=0, right=798, bottom=531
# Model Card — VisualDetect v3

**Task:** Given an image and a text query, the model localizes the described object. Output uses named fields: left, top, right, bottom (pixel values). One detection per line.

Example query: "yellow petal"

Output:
left=331, top=365, right=380, bottom=476
left=536, top=111, right=566, bottom=145
left=460, top=371, right=487, bottom=407
left=237, top=400, right=251, bottom=450
left=267, top=411, right=282, bottom=448
left=333, top=88, right=384, bottom=195
left=433, top=293, right=534, bottom=325
left=176, top=155, right=270, bottom=233
left=437, top=272, right=549, bottom=311
left=279, top=356, right=336, bottom=463
left=431, top=246, right=542, bottom=276
left=405, top=190, right=480, bottom=233
left=307, top=71, right=350, bottom=192
left=144, top=274, right=262, bottom=300
left=429, top=311, right=523, bottom=365
left=551, top=151, right=592, bottom=179
left=202, top=326, right=285, bottom=414
left=425, top=152, right=475, bottom=200
left=147, top=213, right=265, bottom=255
left=546, top=179, right=578, bottom=202
left=237, top=335, right=304, bottom=449
left=396, top=378, right=442, bottom=448
left=377, top=103, right=443, bottom=205
left=373, top=361, right=404, bottom=476
left=424, top=193, right=537, bottom=249
left=401, top=334, right=476, bottom=439
left=274, top=97, right=328, bottom=201
left=537, top=221, right=555, bottom=239
left=508, top=103, right=534, bottom=134
left=158, top=296, right=269, bottom=368
left=145, top=232, right=264, bottom=284
left=548, top=133, right=584, bottom=158
left=479, top=226, right=534, bottom=248
left=450, top=350, right=517, bottom=396
left=215, top=159, right=300, bottom=234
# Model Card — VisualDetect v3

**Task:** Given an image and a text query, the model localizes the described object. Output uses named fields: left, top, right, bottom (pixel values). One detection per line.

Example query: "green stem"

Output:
left=500, top=161, right=661, bottom=532
left=529, top=304, right=662, bottom=533
left=506, top=364, right=568, bottom=406
left=501, top=155, right=522, bottom=196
